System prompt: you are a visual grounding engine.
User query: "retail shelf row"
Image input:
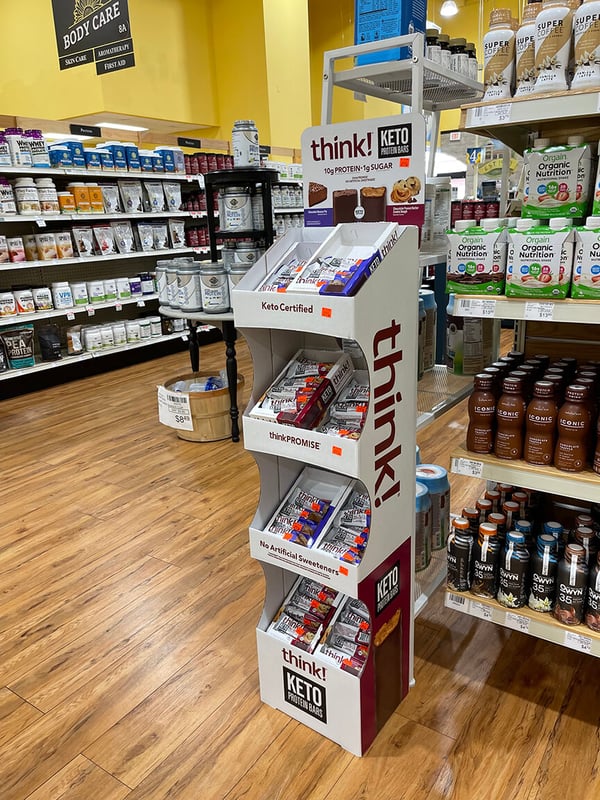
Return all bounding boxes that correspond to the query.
[0,293,159,328]
[445,592,600,658]
[0,330,197,382]
[454,295,600,325]
[0,247,196,272]
[0,165,197,181]
[450,445,600,503]
[0,211,200,225]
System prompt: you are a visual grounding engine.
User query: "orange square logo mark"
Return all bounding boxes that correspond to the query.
[399,157,410,167]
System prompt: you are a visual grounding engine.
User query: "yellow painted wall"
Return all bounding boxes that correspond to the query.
[102,0,218,127]
[208,0,271,142]
[263,0,312,145]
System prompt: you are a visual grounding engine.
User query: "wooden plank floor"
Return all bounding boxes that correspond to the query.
[0,339,598,800]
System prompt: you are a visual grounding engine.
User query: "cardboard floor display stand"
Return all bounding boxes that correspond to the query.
[232,220,419,756]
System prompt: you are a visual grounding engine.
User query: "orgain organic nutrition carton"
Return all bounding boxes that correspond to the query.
[506,218,574,298]
[522,138,594,220]
[572,216,600,299]
[446,218,507,295]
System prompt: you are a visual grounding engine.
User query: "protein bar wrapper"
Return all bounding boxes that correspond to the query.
[267,612,322,653]
[287,251,382,296]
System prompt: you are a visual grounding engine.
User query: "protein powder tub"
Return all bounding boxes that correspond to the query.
[35,178,60,215]
[32,286,53,311]
[70,282,89,306]
[415,481,432,572]
[125,320,141,342]
[199,261,230,312]
[415,464,450,550]
[13,288,35,314]
[148,316,162,337]
[0,291,17,317]
[232,120,260,167]
[111,321,127,346]
[14,178,41,215]
[52,282,74,309]
[219,186,253,232]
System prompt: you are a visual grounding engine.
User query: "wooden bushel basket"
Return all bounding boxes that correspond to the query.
[165,372,245,442]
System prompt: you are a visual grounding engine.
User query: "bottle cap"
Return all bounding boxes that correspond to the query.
[565,543,586,559]
[516,218,542,230]
[549,217,573,229]
[426,28,440,37]
[532,379,555,397]
[490,8,513,25]
[480,522,497,536]
[453,517,470,531]
[515,519,532,533]
[455,220,472,232]
[474,372,494,389]
[522,2,542,20]
[438,33,450,44]
[564,384,587,402]
[477,498,493,512]
[481,217,502,230]
[488,512,506,525]
[462,506,480,519]
[501,376,523,393]
[485,489,501,501]
[503,500,520,513]
[537,534,557,550]
[506,531,526,545]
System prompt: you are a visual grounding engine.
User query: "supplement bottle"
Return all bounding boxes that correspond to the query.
[470,522,501,599]
[524,380,558,465]
[439,34,452,69]
[466,42,479,80]
[450,38,469,75]
[585,551,600,631]
[4,128,32,167]
[415,464,451,550]
[534,0,574,93]
[0,133,12,167]
[25,130,50,168]
[571,0,600,89]
[483,9,516,100]
[498,531,530,608]
[426,29,441,62]
[554,543,588,625]
[495,376,527,460]
[515,3,543,95]
[555,384,592,471]
[467,373,496,454]
[14,178,41,215]
[528,534,558,611]
[447,517,473,592]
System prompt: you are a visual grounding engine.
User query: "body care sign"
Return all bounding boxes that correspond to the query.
[302,114,425,229]
[52,0,135,74]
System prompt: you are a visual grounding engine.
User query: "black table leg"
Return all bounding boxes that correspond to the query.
[188,321,200,373]
[222,320,240,442]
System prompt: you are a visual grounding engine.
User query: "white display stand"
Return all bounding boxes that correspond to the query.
[233,223,419,755]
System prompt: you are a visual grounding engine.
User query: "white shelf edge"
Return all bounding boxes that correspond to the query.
[445,591,600,658]
[454,295,600,325]
[0,331,188,381]
[0,294,158,328]
[450,446,600,504]
[158,305,234,323]
[0,166,191,180]
[0,247,194,272]
[0,211,192,224]
[273,207,304,214]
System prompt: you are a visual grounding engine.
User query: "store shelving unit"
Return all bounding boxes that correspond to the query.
[443,93,600,653]
[0,330,189,382]
[161,167,279,441]
[0,247,194,273]
[1,293,158,327]
[0,165,192,181]
[232,224,418,755]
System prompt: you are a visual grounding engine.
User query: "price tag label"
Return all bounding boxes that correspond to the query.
[197,174,205,190]
[456,297,496,318]
[115,303,122,312]
[505,612,530,633]
[470,600,493,620]
[451,457,484,478]
[564,630,592,654]
[36,217,47,228]
[467,103,512,127]
[524,302,554,322]
[66,311,76,321]
[157,385,194,431]
[137,300,145,308]
[86,306,95,317]
[445,592,468,611]
[181,334,189,342]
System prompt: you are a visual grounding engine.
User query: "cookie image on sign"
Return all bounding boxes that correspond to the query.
[391,176,421,204]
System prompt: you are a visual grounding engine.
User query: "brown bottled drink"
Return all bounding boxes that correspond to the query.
[476,497,493,524]
[533,354,551,371]
[524,380,558,466]
[466,374,496,454]
[462,506,480,538]
[585,552,600,632]
[502,500,519,532]
[508,369,531,401]
[594,415,600,475]
[506,350,525,366]
[482,366,503,401]
[543,372,566,405]
[554,385,592,472]
[488,511,507,543]
[495,376,526,460]
[516,365,537,400]
[524,358,544,380]
[484,488,501,513]
[497,483,513,504]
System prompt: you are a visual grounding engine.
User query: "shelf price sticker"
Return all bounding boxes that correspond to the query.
[66,311,76,321]
[137,300,145,308]
[505,612,530,633]
[35,217,46,228]
[445,592,467,611]
[524,302,554,322]
[466,103,512,127]
[157,386,194,431]
[564,630,592,654]
[456,297,496,318]
[451,457,484,478]
[115,303,122,312]
[469,600,493,620]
